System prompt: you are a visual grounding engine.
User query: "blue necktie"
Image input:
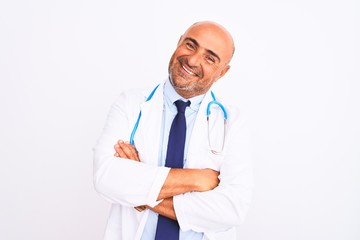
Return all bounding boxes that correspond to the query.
[154,100,190,240]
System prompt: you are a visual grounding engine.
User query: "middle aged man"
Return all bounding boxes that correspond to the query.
[94,21,253,240]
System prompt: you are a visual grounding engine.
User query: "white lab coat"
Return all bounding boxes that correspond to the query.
[93,81,253,240]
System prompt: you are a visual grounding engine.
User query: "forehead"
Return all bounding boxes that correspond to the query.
[181,24,233,62]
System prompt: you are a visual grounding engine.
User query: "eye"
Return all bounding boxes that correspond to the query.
[206,56,216,64]
[186,42,195,50]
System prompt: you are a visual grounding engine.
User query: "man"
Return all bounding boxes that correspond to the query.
[93,21,253,240]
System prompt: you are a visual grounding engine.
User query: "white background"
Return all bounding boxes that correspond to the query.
[0,0,359,239]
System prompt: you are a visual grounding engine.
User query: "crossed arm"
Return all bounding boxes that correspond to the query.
[114,140,220,220]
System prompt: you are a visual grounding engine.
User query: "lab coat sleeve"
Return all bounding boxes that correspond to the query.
[93,91,170,208]
[173,109,254,233]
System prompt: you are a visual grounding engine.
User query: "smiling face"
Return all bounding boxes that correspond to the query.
[168,21,234,98]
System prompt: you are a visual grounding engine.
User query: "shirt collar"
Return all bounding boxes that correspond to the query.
[164,78,204,112]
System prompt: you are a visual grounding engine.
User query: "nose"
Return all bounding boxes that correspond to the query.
[187,52,202,67]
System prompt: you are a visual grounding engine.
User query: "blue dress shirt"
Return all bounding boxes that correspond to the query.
[140,79,205,240]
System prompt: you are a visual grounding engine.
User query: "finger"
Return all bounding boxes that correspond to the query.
[114,140,140,161]
[134,205,146,212]
[115,140,124,154]
[119,143,140,161]
[114,144,128,159]
[119,143,139,161]
[114,143,122,154]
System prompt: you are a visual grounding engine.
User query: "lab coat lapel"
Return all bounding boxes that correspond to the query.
[186,92,212,167]
[135,83,164,166]
[187,90,225,169]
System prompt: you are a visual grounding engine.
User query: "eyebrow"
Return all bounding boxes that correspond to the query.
[185,37,221,62]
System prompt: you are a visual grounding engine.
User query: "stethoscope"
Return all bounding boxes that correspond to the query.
[129,84,228,155]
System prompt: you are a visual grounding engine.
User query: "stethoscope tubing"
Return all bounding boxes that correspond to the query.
[129,84,227,154]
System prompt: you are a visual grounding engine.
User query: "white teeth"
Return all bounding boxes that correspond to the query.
[182,65,195,75]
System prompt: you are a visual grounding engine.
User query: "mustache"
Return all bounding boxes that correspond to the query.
[178,57,203,78]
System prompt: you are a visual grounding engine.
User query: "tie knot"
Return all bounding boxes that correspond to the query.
[175,100,190,113]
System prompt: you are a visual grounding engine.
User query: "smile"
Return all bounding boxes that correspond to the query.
[182,64,196,76]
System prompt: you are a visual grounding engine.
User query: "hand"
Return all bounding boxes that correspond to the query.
[114,140,140,162]
[134,205,147,212]
[114,140,144,212]
[196,169,220,192]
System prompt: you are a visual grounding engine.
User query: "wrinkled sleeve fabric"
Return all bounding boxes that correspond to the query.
[173,107,254,233]
[93,91,170,208]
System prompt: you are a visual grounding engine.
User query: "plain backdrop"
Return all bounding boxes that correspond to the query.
[0,0,359,239]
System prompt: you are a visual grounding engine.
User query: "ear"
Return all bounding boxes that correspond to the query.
[215,65,231,82]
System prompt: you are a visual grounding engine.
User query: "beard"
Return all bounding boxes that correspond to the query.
[168,55,203,90]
